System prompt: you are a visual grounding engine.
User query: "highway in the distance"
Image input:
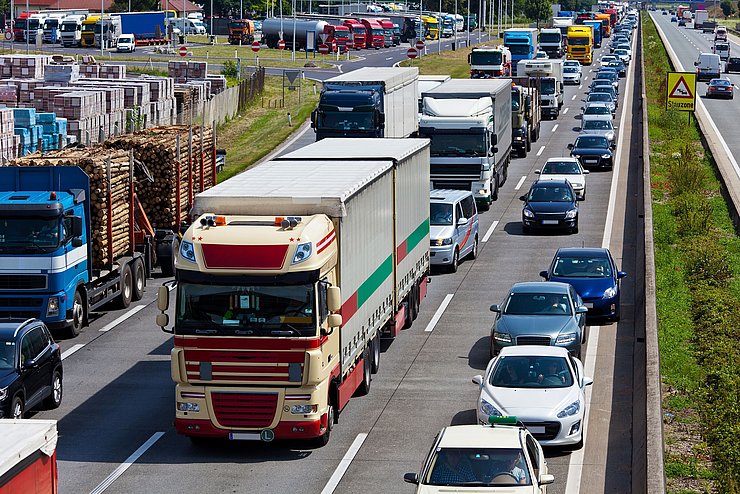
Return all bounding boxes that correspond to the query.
[30,26,645,494]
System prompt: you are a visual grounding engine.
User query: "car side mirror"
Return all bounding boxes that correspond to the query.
[489,304,501,312]
[540,474,555,485]
[576,305,588,314]
[23,358,38,369]
[567,143,574,150]
[472,374,483,385]
[617,271,627,279]
[583,376,594,387]
[519,195,526,201]
[457,217,468,226]
[403,473,419,485]
[534,169,541,174]
[539,270,549,279]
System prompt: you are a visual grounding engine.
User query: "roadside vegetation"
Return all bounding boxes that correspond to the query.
[216,75,319,181]
[399,40,499,78]
[644,15,740,493]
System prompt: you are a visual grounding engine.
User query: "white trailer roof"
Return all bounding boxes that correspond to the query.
[325,67,418,88]
[278,138,429,162]
[422,78,512,98]
[193,160,393,218]
[0,420,58,478]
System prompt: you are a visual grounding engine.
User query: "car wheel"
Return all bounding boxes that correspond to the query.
[469,236,479,260]
[11,395,23,419]
[43,369,63,409]
[571,222,579,234]
[449,248,460,273]
[489,338,498,358]
[526,138,531,152]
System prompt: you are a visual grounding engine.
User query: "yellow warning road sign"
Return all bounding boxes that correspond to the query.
[666,71,697,111]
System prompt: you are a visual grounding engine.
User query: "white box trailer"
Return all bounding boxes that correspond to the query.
[312,67,418,139]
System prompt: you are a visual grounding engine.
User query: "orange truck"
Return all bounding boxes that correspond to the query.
[595,13,611,38]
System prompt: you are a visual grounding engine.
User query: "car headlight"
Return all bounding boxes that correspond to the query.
[523,208,534,218]
[480,398,502,417]
[0,387,7,401]
[46,296,59,317]
[177,402,200,412]
[565,209,578,219]
[493,331,511,343]
[292,242,313,264]
[603,286,618,298]
[291,404,318,414]
[570,182,583,188]
[432,237,453,246]
[601,153,612,159]
[556,332,577,345]
[557,400,581,418]
[607,132,615,141]
[180,240,196,263]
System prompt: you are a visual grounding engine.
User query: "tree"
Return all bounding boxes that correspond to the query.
[109,0,159,12]
[720,0,733,17]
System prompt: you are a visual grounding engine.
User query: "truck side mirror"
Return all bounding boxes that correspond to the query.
[467,53,471,63]
[327,313,342,328]
[327,286,342,312]
[491,134,497,145]
[71,216,83,237]
[377,111,386,128]
[157,286,169,311]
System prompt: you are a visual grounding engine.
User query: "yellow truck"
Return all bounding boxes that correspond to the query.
[156,138,430,446]
[80,15,100,47]
[567,25,593,65]
[422,15,439,39]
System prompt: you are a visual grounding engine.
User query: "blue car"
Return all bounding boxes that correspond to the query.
[540,247,626,322]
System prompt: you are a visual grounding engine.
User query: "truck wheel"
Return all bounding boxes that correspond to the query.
[526,138,531,152]
[371,334,381,373]
[132,259,145,301]
[43,369,63,409]
[66,290,85,338]
[412,282,420,321]
[357,349,372,395]
[492,175,500,201]
[519,146,527,158]
[313,402,334,447]
[118,264,133,309]
[403,288,414,329]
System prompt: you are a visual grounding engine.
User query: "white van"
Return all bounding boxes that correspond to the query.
[714,41,730,61]
[715,25,728,41]
[696,52,721,81]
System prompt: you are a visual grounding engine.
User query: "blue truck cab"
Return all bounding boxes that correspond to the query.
[0,166,152,338]
[504,28,538,75]
[312,83,386,139]
[583,21,602,48]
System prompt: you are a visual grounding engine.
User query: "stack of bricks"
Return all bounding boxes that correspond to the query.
[168,61,189,83]
[0,108,16,162]
[10,55,52,79]
[44,64,80,83]
[206,74,227,95]
[186,61,208,80]
[36,112,67,152]
[13,108,40,156]
[132,76,176,126]
[0,84,18,106]
[98,64,127,79]
[54,91,106,145]
[15,80,45,107]
[79,64,99,78]
[173,86,193,125]
[0,58,13,78]
[70,83,126,136]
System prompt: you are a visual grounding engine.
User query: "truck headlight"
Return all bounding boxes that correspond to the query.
[290,404,318,414]
[493,331,511,343]
[603,286,618,298]
[177,402,200,412]
[556,332,577,345]
[180,241,196,263]
[557,400,581,418]
[46,296,59,317]
[292,242,313,264]
[565,209,578,219]
[480,398,501,417]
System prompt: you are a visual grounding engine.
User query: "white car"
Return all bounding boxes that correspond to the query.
[563,60,581,71]
[580,119,617,149]
[473,346,593,448]
[616,43,632,58]
[535,157,589,200]
[534,51,549,59]
[563,66,581,85]
[116,34,136,52]
[404,421,554,491]
[600,54,618,67]
[614,48,631,64]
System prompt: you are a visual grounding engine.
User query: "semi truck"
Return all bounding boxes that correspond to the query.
[503,28,538,74]
[595,13,611,37]
[156,138,431,446]
[42,13,68,43]
[567,25,593,65]
[360,18,385,48]
[418,74,451,114]
[0,420,58,492]
[228,19,256,45]
[583,20,602,48]
[115,11,169,44]
[311,67,418,140]
[422,15,439,39]
[343,19,366,49]
[60,14,88,47]
[539,27,564,58]
[468,45,512,78]
[262,18,329,50]
[511,78,541,158]
[441,14,455,37]
[13,12,34,42]
[517,59,563,119]
[552,16,573,37]
[419,79,513,209]
[80,15,99,47]
[694,10,709,29]
[81,15,121,48]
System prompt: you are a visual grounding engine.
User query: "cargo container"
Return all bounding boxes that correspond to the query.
[0,420,58,493]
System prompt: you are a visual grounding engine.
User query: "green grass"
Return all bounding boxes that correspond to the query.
[216,75,319,181]
[398,41,498,78]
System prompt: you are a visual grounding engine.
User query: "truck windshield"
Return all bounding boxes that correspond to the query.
[45,20,59,28]
[28,19,41,30]
[15,20,27,29]
[470,51,502,65]
[0,217,61,252]
[540,33,560,43]
[82,24,95,33]
[541,79,555,94]
[336,31,350,39]
[176,282,317,337]
[505,43,531,55]
[60,23,77,32]
[428,133,487,157]
[320,111,374,131]
[568,37,589,45]
[352,28,365,34]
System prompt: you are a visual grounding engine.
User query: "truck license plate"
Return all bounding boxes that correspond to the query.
[542,220,559,225]
[229,432,261,441]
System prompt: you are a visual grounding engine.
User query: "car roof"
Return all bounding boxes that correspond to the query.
[430,188,473,204]
[437,424,523,449]
[499,345,571,357]
[530,178,570,187]
[510,281,571,293]
[0,318,37,339]
[709,78,731,84]
[556,247,609,257]
[544,156,579,164]
[576,133,609,141]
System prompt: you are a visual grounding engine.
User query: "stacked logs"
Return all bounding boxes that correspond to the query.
[105,125,216,230]
[8,149,132,269]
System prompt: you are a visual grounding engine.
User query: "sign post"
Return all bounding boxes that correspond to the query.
[666,71,697,121]
[251,41,260,66]
[415,39,425,57]
[407,47,418,59]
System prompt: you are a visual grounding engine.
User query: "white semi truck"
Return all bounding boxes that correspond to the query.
[419,79,513,210]
[156,138,430,445]
[60,14,88,47]
[539,27,564,58]
[517,59,564,119]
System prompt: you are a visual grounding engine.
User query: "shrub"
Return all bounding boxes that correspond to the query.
[681,237,733,287]
[672,192,712,237]
[667,143,705,195]
[221,60,238,78]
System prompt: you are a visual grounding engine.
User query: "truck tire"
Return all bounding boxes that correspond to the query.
[356,349,372,396]
[65,290,85,338]
[118,264,133,309]
[370,334,380,373]
[519,146,527,158]
[491,174,500,201]
[132,258,145,301]
[313,401,334,447]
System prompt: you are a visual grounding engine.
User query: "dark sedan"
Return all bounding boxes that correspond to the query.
[520,179,580,234]
[606,60,626,77]
[540,247,626,322]
[706,78,734,99]
[569,135,614,170]
[726,57,740,73]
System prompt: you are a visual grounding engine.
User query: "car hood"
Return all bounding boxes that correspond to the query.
[550,274,615,298]
[484,385,580,417]
[0,368,18,388]
[526,201,575,214]
[496,314,573,336]
[579,130,614,139]
[416,485,533,493]
[571,147,611,156]
[430,225,455,240]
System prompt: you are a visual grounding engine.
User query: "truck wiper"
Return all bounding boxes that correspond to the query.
[271,324,303,337]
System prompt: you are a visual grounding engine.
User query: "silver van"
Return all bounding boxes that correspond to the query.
[430,189,479,272]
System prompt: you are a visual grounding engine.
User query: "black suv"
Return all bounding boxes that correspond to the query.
[726,57,740,73]
[0,319,63,419]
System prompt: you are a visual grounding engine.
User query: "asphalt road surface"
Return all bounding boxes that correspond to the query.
[28,25,646,494]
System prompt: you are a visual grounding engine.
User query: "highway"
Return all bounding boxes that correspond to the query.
[28,26,645,494]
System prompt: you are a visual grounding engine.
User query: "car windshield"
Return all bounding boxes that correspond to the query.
[575,136,609,148]
[490,355,574,388]
[588,93,613,102]
[542,161,581,174]
[592,87,614,95]
[0,340,15,370]
[176,282,318,337]
[582,120,613,131]
[615,49,627,55]
[424,447,532,486]
[430,202,454,225]
[564,67,578,73]
[503,292,572,315]
[552,256,613,278]
[601,56,616,63]
[564,62,579,68]
[585,103,611,113]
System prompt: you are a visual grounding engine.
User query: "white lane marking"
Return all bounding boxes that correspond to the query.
[572,94,577,100]
[61,344,84,360]
[424,294,454,332]
[579,84,583,89]
[385,57,393,60]
[90,432,165,494]
[536,145,545,156]
[584,75,588,81]
[514,175,528,190]
[321,433,369,494]
[482,220,499,242]
[98,305,147,332]
[563,107,569,115]
[552,124,559,132]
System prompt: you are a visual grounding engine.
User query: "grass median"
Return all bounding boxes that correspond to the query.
[216,75,319,181]
[644,15,740,494]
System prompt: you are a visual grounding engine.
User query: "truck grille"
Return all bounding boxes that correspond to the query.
[184,348,305,384]
[431,181,473,191]
[0,298,43,307]
[211,392,278,428]
[570,47,586,53]
[523,421,561,440]
[0,310,40,319]
[517,336,551,346]
[431,163,482,177]
[0,275,47,290]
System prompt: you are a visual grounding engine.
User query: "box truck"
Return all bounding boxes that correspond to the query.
[517,59,564,119]
[468,45,513,78]
[156,138,430,446]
